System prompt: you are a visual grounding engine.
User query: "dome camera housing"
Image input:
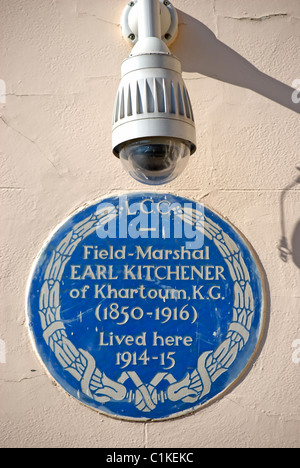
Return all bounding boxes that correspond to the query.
[119,137,191,185]
[112,0,196,185]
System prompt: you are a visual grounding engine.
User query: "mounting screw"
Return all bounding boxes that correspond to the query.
[164,0,170,6]
[128,33,136,41]
[129,1,135,6]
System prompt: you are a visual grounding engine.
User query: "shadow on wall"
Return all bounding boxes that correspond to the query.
[172,11,300,114]
[279,167,300,269]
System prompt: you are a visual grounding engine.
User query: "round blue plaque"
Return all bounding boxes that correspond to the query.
[27,193,266,421]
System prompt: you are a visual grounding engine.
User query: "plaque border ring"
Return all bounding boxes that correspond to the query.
[27,193,266,421]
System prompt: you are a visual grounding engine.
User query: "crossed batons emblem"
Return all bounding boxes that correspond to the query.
[93,365,208,413]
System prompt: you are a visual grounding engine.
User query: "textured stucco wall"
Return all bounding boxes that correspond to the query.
[0,0,299,448]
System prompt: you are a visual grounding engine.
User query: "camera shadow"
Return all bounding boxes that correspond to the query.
[171,11,300,115]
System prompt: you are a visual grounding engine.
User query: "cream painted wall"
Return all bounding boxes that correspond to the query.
[0,0,299,448]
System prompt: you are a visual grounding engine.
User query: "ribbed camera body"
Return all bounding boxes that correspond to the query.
[112,53,196,157]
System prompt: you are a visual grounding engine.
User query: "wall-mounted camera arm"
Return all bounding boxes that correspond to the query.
[121,0,178,48]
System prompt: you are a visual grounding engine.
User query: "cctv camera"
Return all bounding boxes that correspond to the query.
[112,0,196,185]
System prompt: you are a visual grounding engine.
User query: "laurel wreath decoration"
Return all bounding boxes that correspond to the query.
[37,202,255,414]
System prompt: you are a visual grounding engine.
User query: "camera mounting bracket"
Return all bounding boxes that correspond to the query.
[121,0,178,47]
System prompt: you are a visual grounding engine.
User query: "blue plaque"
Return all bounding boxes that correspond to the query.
[27,193,266,421]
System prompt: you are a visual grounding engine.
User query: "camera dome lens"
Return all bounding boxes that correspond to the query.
[119,137,191,185]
